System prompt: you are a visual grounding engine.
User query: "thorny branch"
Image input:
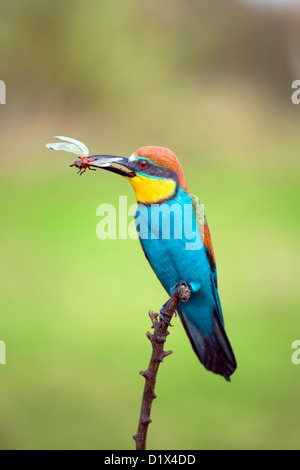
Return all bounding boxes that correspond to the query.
[133,281,191,451]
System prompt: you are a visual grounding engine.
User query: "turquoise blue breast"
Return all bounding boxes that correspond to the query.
[135,186,217,337]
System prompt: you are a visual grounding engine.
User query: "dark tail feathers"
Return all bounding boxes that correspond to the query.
[178,307,237,381]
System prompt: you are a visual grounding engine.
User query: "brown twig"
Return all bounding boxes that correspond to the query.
[133,281,191,450]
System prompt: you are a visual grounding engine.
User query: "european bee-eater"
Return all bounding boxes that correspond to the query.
[46,138,237,381]
[88,146,237,381]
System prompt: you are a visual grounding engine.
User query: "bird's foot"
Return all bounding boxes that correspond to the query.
[172,281,191,301]
[159,304,174,327]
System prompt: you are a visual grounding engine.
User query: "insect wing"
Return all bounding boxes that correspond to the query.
[54,136,89,157]
[45,142,83,156]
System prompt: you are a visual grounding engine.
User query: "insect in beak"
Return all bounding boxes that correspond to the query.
[46,136,135,177]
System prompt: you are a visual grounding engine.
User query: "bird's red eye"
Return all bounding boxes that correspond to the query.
[139,161,147,169]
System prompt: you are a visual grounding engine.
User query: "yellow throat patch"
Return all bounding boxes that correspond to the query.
[126,174,177,204]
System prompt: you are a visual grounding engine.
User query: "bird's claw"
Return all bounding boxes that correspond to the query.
[172,280,191,302]
[173,280,190,292]
[159,306,174,327]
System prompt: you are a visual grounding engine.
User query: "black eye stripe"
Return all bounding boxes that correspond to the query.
[130,159,179,183]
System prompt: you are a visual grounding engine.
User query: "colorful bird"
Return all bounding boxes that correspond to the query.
[47,138,237,381]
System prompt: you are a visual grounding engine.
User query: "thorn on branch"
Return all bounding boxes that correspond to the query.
[140,370,150,379]
[159,350,173,362]
[146,331,153,342]
[149,311,158,328]
[141,417,152,425]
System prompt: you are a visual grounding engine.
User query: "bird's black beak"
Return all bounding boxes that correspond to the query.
[88,155,135,177]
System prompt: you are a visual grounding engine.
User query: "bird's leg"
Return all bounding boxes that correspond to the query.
[159,301,174,327]
[160,281,191,326]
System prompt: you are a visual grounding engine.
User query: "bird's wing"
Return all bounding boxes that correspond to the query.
[191,193,217,284]
[184,193,237,380]
[191,193,221,313]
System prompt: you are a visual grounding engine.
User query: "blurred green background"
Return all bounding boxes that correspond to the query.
[0,0,300,450]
